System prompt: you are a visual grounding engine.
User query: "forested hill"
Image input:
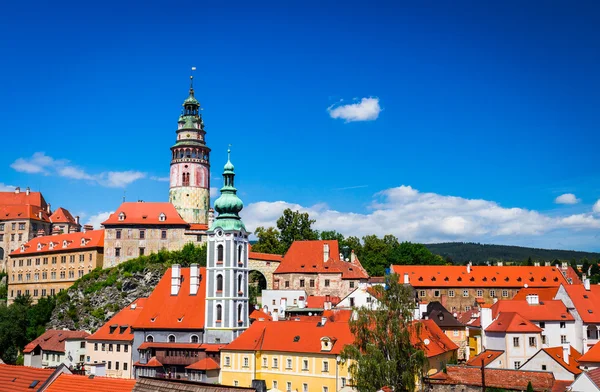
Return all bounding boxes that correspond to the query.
[424,242,600,264]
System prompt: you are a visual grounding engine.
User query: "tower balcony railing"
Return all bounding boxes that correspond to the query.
[171,158,209,165]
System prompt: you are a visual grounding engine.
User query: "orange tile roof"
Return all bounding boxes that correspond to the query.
[0,364,55,392]
[512,287,559,301]
[485,312,542,333]
[411,319,459,358]
[0,204,51,222]
[491,300,574,321]
[87,298,146,342]
[274,240,369,280]
[0,190,46,208]
[102,202,188,226]
[45,373,136,392]
[563,284,600,323]
[49,207,78,225]
[306,295,341,308]
[133,356,163,367]
[185,358,220,371]
[188,223,209,231]
[249,309,272,321]
[200,344,225,353]
[23,329,90,354]
[392,265,570,288]
[223,318,354,355]
[578,342,600,363]
[248,251,283,262]
[10,230,104,256]
[585,368,600,389]
[132,267,206,330]
[540,346,582,376]
[466,350,504,367]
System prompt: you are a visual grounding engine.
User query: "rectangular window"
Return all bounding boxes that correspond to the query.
[50,289,55,295]
[52,256,57,264]
[502,290,509,298]
[108,361,112,370]
[116,230,121,239]
[124,363,128,371]
[139,247,145,256]
[324,279,330,287]
[453,330,459,337]
[514,361,520,369]
[310,279,315,288]
[61,256,66,263]
[323,387,329,392]
[43,257,48,265]
[542,335,547,344]
[303,384,308,392]
[302,359,308,370]
[263,357,267,367]
[79,254,84,262]
[286,358,292,369]
[140,230,145,239]
[33,289,38,297]
[560,321,566,328]
[273,381,278,389]
[80,342,86,349]
[35,258,40,265]
[234,381,239,387]
[124,345,128,353]
[513,337,520,347]
[161,230,167,239]
[419,290,426,297]
[273,358,278,368]
[115,361,119,370]
[42,289,46,296]
[448,290,455,297]
[116,344,120,352]
[80,355,85,362]
[542,364,547,370]
[476,289,483,297]
[322,360,329,372]
[350,298,355,307]
[0,223,4,230]
[79,270,84,278]
[540,322,546,328]
[115,248,121,257]
[285,281,290,288]
[299,279,305,287]
[341,378,347,387]
[490,289,496,297]
[18,233,22,241]
[349,281,355,289]
[463,290,469,297]
[102,343,106,351]
[70,255,75,263]
[243,357,249,368]
[287,382,292,392]
[10,233,15,241]
[225,356,231,367]
[19,223,25,230]
[529,337,536,347]
[69,270,74,278]
[561,335,567,344]
[434,290,441,297]
[51,272,56,279]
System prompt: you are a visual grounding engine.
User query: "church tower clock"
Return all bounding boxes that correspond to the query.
[204,150,249,344]
[169,74,211,225]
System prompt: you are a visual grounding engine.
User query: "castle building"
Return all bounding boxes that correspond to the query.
[204,150,250,344]
[169,74,211,226]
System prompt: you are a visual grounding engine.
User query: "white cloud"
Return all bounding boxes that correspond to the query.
[0,183,18,192]
[593,200,600,214]
[84,211,113,229]
[10,152,146,188]
[555,193,580,205]
[327,97,381,122]
[150,176,170,182]
[241,185,600,248]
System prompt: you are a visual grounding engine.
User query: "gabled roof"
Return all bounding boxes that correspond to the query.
[10,230,104,256]
[580,367,600,390]
[563,284,600,323]
[249,309,272,321]
[274,240,369,280]
[491,300,574,322]
[87,298,146,342]
[485,312,542,333]
[0,364,55,392]
[102,202,188,226]
[186,358,220,371]
[0,204,50,222]
[466,349,504,367]
[411,319,459,358]
[49,207,78,225]
[132,267,206,330]
[223,318,354,355]
[45,373,136,392]
[425,302,464,328]
[0,190,47,209]
[392,265,571,288]
[512,287,560,301]
[540,346,582,376]
[580,342,600,363]
[23,330,90,354]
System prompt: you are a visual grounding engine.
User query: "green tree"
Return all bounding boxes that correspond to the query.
[276,209,318,252]
[526,381,534,392]
[582,259,591,276]
[526,256,533,266]
[169,242,207,267]
[252,226,284,254]
[360,235,391,277]
[342,273,427,392]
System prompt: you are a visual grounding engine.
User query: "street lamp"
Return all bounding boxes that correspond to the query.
[336,355,342,391]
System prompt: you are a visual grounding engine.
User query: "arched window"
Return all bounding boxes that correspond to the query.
[216,304,222,322]
[238,274,243,293]
[168,335,176,343]
[182,172,190,186]
[216,274,223,292]
[217,245,224,262]
[238,304,243,322]
[190,335,199,343]
[146,335,154,343]
[587,325,599,340]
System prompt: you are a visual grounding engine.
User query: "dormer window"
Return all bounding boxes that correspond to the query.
[62,240,67,248]
[80,238,86,246]
[49,242,54,250]
[118,212,126,221]
[20,245,25,252]
[158,212,166,222]
[320,337,334,352]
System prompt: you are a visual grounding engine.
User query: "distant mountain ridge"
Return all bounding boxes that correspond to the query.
[424,242,600,264]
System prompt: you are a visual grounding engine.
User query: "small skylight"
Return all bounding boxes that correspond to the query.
[589,310,594,314]
[29,380,39,389]
[293,336,300,342]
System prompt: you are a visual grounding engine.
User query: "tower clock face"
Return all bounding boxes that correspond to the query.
[215,229,223,238]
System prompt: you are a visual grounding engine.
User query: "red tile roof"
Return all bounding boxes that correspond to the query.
[411,319,459,358]
[87,298,146,342]
[102,202,188,226]
[132,267,206,330]
[563,284,600,323]
[0,204,51,222]
[306,295,341,308]
[552,380,572,392]
[188,223,209,231]
[45,373,136,392]
[249,309,272,321]
[579,342,600,363]
[274,240,369,280]
[49,207,77,225]
[540,346,582,376]
[185,358,220,371]
[0,190,46,208]
[223,318,354,355]
[466,350,504,367]
[427,365,556,391]
[200,344,225,353]
[23,329,90,354]
[485,312,542,333]
[585,368,600,389]
[0,364,54,392]
[491,300,574,321]
[133,356,163,367]
[248,251,283,262]
[512,287,560,301]
[392,265,571,288]
[10,230,104,256]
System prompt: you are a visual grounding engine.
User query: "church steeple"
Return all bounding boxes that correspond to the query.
[212,148,245,231]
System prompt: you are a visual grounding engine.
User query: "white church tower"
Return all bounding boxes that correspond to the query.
[204,149,249,344]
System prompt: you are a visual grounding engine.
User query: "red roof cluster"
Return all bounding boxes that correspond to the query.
[132,267,206,330]
[23,329,90,354]
[580,342,600,364]
[102,202,188,226]
[411,319,459,358]
[392,265,573,288]
[45,373,136,392]
[491,300,574,321]
[87,298,146,342]
[0,364,54,392]
[563,284,600,323]
[274,240,369,280]
[428,365,556,390]
[485,312,542,333]
[10,230,104,256]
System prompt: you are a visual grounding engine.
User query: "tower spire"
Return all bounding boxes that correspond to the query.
[211,147,244,230]
[189,66,196,95]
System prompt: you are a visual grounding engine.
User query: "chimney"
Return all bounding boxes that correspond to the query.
[526,294,539,305]
[37,229,45,237]
[561,261,568,270]
[38,211,42,219]
[171,264,181,295]
[298,296,306,309]
[190,263,199,295]
[272,312,279,322]
[467,263,471,274]
[76,216,80,225]
[14,187,20,194]
[534,261,540,267]
[350,250,357,263]
[26,187,30,195]
[52,226,61,236]
[562,342,570,365]
[83,224,94,232]
[480,307,493,331]
[320,316,327,326]
[584,278,591,291]
[403,273,410,284]
[47,203,51,214]
[323,243,330,263]
[497,261,503,267]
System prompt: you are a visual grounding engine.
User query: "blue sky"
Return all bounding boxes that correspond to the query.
[1,1,600,251]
